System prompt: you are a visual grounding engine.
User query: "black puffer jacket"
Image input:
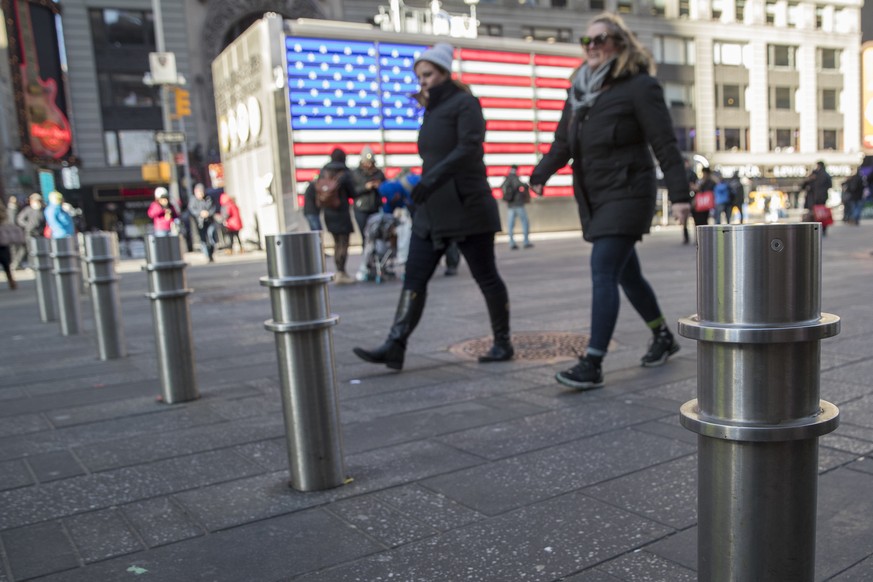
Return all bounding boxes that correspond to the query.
[530,69,689,242]
[412,81,501,244]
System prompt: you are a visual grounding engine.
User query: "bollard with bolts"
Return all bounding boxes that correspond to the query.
[679,224,840,582]
[261,232,346,492]
[84,232,127,360]
[28,237,57,322]
[143,235,199,404]
[50,237,83,335]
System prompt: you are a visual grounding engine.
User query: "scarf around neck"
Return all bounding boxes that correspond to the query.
[569,58,616,112]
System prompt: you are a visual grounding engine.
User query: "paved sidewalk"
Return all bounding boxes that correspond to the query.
[1,224,873,581]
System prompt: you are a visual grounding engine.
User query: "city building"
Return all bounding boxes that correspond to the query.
[0,0,866,231]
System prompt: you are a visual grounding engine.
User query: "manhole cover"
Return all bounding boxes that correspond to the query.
[450,331,614,363]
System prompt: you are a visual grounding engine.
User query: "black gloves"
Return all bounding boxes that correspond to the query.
[410,183,430,205]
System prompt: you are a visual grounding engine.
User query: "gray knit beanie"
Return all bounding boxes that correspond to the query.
[414,43,454,73]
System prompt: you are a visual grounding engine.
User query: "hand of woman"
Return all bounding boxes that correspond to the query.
[410,183,430,204]
[530,184,544,197]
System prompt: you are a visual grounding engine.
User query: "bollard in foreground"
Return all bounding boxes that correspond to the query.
[260,232,346,492]
[679,224,840,582]
[29,237,57,322]
[84,232,127,360]
[143,235,199,404]
[50,237,84,335]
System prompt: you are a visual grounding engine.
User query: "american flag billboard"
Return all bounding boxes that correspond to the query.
[285,36,581,201]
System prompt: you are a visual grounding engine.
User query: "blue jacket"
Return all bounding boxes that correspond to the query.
[379,173,420,213]
[44,203,75,238]
[714,181,732,205]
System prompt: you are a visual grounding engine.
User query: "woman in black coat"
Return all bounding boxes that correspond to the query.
[306,148,356,283]
[354,43,513,370]
[530,12,690,390]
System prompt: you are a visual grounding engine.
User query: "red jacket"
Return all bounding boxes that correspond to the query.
[220,194,242,232]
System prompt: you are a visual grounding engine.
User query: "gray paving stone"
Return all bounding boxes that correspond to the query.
[583,454,697,529]
[29,508,383,582]
[343,397,545,455]
[371,484,484,532]
[64,508,143,563]
[205,393,280,420]
[45,396,175,428]
[295,491,673,582]
[175,440,481,532]
[828,554,873,581]
[339,373,543,424]
[644,527,697,572]
[0,413,50,437]
[0,459,33,490]
[232,437,288,472]
[424,428,694,516]
[1,521,79,580]
[74,415,285,471]
[632,418,698,446]
[328,495,438,547]
[819,446,862,472]
[593,550,697,581]
[27,450,87,483]
[0,449,263,529]
[122,497,204,548]
[0,405,227,462]
[831,395,873,430]
[435,399,669,460]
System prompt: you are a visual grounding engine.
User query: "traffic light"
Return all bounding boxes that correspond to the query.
[174,88,191,118]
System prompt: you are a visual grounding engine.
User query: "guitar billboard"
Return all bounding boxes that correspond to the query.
[3,0,74,165]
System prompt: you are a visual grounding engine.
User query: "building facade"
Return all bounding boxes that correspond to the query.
[0,0,865,230]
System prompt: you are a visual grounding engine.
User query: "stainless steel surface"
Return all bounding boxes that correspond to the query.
[260,232,345,492]
[84,232,127,360]
[49,237,83,335]
[28,237,57,322]
[679,223,840,582]
[144,235,199,404]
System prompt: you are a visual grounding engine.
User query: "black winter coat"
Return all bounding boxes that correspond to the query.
[313,161,355,235]
[412,81,501,244]
[530,69,689,242]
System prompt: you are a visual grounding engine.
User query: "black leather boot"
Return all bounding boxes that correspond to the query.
[353,290,426,370]
[478,292,514,363]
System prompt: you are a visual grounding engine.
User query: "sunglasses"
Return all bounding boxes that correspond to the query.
[579,33,616,48]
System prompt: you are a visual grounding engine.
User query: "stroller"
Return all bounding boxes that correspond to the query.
[358,212,398,283]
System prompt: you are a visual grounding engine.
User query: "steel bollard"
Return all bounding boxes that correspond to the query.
[29,237,57,322]
[84,232,127,360]
[260,232,346,492]
[143,235,199,404]
[679,223,840,582]
[50,237,84,335]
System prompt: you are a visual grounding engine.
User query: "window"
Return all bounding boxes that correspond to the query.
[590,0,605,9]
[820,48,840,70]
[821,89,838,111]
[772,87,792,109]
[769,45,796,68]
[770,128,797,151]
[654,35,695,65]
[651,0,666,16]
[97,73,158,108]
[821,129,839,150]
[736,0,747,22]
[722,84,741,108]
[617,0,632,13]
[766,1,776,24]
[815,5,824,28]
[787,2,801,28]
[551,0,567,7]
[712,0,724,20]
[521,25,571,43]
[664,82,694,108]
[719,127,743,151]
[674,127,696,152]
[679,0,690,17]
[89,9,155,47]
[714,42,748,66]
[481,23,503,37]
[104,130,158,167]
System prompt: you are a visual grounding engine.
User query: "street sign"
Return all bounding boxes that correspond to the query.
[155,131,186,144]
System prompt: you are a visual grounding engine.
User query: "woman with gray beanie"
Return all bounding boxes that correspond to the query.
[353,43,513,370]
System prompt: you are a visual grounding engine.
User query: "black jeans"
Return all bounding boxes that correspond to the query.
[588,236,663,353]
[403,232,506,298]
